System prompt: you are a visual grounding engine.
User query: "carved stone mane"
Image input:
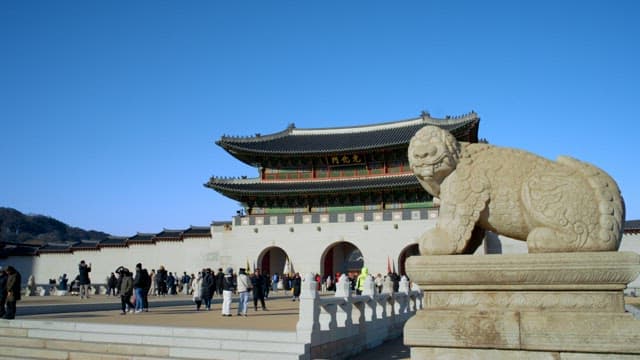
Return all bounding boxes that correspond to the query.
[408,125,625,255]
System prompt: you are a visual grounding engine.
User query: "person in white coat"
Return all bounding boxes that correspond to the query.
[236,268,251,316]
[192,272,203,311]
[221,267,235,316]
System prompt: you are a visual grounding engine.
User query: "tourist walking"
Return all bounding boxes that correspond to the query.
[78,260,92,299]
[4,266,21,319]
[355,266,369,295]
[141,266,151,312]
[156,266,167,296]
[107,272,117,296]
[133,263,150,313]
[118,267,134,315]
[215,268,224,296]
[201,268,215,311]
[192,272,203,311]
[167,272,176,295]
[291,272,301,301]
[272,272,279,292]
[181,272,191,295]
[221,267,234,316]
[148,269,156,296]
[58,274,69,292]
[0,267,7,318]
[264,272,271,299]
[236,268,251,316]
[251,268,267,311]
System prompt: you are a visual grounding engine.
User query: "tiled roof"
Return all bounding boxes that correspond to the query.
[127,233,155,245]
[155,229,184,240]
[0,244,40,258]
[38,242,73,253]
[216,112,479,157]
[182,226,211,237]
[625,220,640,234]
[70,240,100,251]
[206,173,422,201]
[99,236,129,247]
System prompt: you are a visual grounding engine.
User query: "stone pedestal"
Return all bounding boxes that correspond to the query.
[404,252,640,359]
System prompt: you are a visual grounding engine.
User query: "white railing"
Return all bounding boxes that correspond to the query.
[296,273,423,359]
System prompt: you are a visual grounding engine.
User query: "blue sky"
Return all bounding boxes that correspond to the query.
[1,1,638,236]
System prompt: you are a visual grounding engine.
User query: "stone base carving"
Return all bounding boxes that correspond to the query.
[404,252,640,359]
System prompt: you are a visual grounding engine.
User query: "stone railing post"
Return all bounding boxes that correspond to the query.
[335,274,353,328]
[399,275,410,294]
[397,275,409,314]
[296,272,319,342]
[381,276,394,294]
[362,276,376,322]
[362,276,376,296]
[335,274,351,297]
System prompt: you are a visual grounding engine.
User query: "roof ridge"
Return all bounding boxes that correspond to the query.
[292,111,478,136]
[217,111,478,143]
[159,228,185,232]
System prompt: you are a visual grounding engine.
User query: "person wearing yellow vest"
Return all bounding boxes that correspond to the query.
[355,266,368,295]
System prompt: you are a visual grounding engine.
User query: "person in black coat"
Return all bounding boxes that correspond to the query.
[215,268,224,296]
[78,260,92,299]
[4,266,21,319]
[201,268,215,311]
[251,268,267,311]
[167,272,176,295]
[391,272,400,293]
[291,272,301,302]
[155,266,167,296]
[141,268,150,311]
[107,272,117,296]
[0,267,7,318]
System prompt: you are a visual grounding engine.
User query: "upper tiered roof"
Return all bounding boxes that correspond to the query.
[208,111,480,206]
[216,111,479,166]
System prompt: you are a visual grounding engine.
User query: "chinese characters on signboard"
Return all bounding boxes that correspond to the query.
[326,153,364,166]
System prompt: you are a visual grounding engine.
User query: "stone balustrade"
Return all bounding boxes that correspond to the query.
[296,273,423,359]
[27,283,109,297]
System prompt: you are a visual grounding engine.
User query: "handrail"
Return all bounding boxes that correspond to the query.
[296,272,424,359]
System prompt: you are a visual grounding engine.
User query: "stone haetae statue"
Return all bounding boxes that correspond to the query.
[408,125,625,255]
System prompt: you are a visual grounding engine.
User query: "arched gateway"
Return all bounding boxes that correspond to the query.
[258,246,290,276]
[321,242,364,279]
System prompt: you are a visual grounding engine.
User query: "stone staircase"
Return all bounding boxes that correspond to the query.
[0,319,307,360]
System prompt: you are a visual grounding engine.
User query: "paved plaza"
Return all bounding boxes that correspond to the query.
[13,293,640,359]
[18,293,299,331]
[14,292,411,359]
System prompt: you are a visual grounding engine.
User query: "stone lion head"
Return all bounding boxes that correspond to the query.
[408,126,460,197]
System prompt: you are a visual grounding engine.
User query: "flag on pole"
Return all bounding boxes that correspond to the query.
[387,256,392,274]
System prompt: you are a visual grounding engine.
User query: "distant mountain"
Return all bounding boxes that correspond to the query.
[0,207,110,245]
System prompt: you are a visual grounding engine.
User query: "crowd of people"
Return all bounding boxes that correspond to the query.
[0,259,408,320]
[106,263,288,317]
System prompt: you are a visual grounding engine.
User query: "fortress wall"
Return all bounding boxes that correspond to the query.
[6,222,639,289]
